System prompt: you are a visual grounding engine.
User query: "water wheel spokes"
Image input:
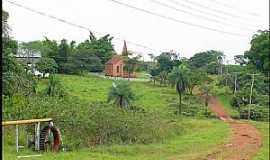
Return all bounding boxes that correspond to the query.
[39,125,61,152]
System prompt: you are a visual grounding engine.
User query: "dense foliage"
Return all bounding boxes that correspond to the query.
[3,94,181,150]
[20,32,115,74]
[36,57,58,77]
[215,31,270,121]
[189,50,224,74]
[244,30,269,74]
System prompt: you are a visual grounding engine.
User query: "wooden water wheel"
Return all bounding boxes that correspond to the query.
[39,123,61,152]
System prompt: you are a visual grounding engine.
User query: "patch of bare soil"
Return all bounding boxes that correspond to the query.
[205,97,262,160]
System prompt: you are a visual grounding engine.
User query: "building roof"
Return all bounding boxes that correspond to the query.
[15,49,41,58]
[105,55,123,65]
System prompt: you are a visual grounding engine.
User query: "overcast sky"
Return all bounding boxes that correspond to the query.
[3,0,269,62]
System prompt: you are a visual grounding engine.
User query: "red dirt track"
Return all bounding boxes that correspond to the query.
[206,97,262,160]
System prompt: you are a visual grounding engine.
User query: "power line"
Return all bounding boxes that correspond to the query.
[167,0,260,28]
[4,0,162,54]
[206,0,263,19]
[150,0,256,31]
[105,0,248,37]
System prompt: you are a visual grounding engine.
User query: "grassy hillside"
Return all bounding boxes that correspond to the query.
[38,74,176,113]
[3,119,230,160]
[3,74,231,159]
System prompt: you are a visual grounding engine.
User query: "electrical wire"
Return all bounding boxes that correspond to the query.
[167,0,261,28]
[150,0,256,31]
[105,0,249,37]
[4,0,162,54]
[207,0,263,18]
[5,0,249,38]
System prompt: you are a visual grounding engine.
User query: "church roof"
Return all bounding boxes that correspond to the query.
[105,55,123,65]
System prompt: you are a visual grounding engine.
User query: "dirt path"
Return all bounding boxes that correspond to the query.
[206,97,262,160]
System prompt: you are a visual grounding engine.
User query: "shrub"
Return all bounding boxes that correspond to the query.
[3,96,181,150]
[36,57,58,77]
[239,104,269,121]
[45,74,66,97]
[58,63,80,74]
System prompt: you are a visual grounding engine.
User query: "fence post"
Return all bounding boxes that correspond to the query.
[35,122,40,151]
[16,125,19,153]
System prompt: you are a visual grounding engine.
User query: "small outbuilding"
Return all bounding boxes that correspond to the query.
[105,55,124,77]
[104,41,136,78]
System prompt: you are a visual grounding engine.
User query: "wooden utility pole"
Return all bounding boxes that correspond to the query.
[248,73,259,120]
[234,72,237,94]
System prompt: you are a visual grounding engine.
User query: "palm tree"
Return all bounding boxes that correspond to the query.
[169,65,189,114]
[107,81,135,108]
[159,71,168,86]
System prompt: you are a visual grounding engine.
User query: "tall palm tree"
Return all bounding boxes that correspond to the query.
[107,81,135,108]
[169,65,189,114]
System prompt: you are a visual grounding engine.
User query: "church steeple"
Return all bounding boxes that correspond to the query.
[121,40,128,56]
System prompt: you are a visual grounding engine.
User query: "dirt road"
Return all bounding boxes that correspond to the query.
[206,97,262,160]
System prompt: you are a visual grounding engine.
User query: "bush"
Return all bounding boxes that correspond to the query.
[45,75,66,97]
[3,96,181,150]
[36,57,58,77]
[168,95,216,118]
[58,63,80,74]
[239,104,269,121]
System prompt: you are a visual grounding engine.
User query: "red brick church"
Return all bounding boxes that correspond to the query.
[104,41,136,78]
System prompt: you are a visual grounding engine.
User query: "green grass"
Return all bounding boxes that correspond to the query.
[136,72,151,80]
[250,121,269,160]
[3,118,231,160]
[38,74,177,114]
[217,94,240,119]
[3,74,232,159]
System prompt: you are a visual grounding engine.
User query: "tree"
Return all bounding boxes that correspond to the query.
[206,61,219,74]
[57,39,69,63]
[168,65,189,114]
[42,37,59,58]
[72,49,103,73]
[123,53,141,80]
[156,52,174,72]
[107,81,135,108]
[76,32,115,65]
[88,32,115,64]
[149,66,160,85]
[244,30,269,74]
[186,69,207,95]
[199,79,214,106]
[21,39,59,58]
[70,40,76,53]
[36,58,58,78]
[159,71,168,85]
[2,10,24,97]
[154,51,181,85]
[189,50,225,72]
